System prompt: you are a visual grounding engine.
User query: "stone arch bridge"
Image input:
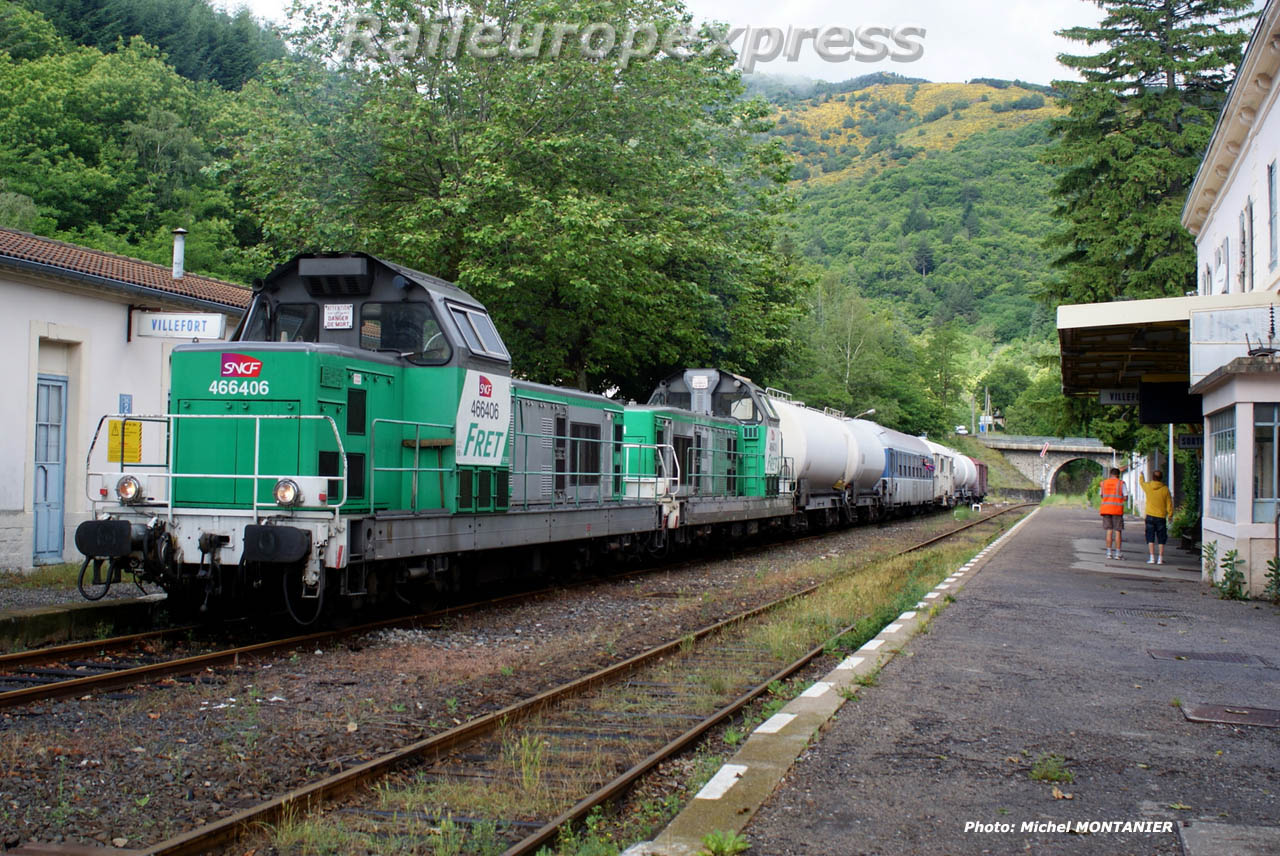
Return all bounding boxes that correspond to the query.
[977,435,1120,496]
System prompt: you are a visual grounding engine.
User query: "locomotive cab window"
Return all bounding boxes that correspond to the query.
[447,303,510,360]
[237,299,320,343]
[360,302,452,365]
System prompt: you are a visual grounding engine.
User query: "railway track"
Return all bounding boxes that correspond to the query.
[0,507,1001,712]
[118,503,1030,856]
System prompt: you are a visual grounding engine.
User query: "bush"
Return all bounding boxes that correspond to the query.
[1085,474,1104,508]
[1264,556,1280,604]
[1168,503,1200,542]
[1215,549,1247,600]
[923,104,949,122]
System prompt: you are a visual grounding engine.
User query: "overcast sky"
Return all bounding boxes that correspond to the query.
[231,0,1110,85]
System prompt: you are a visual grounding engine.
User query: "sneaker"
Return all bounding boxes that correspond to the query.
[1147,556,1155,564]
[1115,552,1123,560]
[1157,557,1164,565]
[1105,548,1112,558]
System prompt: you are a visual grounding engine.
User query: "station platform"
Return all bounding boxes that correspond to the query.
[637,504,1280,856]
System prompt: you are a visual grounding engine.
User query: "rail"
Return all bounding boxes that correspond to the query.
[136,503,1033,856]
[84,413,348,523]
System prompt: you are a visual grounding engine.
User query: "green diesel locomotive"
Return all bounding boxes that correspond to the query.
[76,253,983,622]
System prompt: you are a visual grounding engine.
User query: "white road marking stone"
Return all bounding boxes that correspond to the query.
[859,639,884,651]
[836,656,865,670]
[884,623,903,633]
[924,592,940,600]
[695,764,748,800]
[899,611,918,620]
[801,682,832,698]
[755,713,797,734]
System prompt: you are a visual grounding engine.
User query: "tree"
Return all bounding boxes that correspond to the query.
[0,2,61,61]
[901,192,930,233]
[924,319,963,417]
[1043,0,1254,305]
[230,0,802,397]
[911,234,935,278]
[975,361,1030,416]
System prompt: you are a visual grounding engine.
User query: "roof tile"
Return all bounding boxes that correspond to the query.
[0,227,250,310]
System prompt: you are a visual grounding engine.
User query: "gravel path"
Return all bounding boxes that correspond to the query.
[0,579,164,613]
[0,510,997,851]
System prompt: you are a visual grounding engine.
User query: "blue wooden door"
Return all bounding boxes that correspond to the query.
[33,374,68,564]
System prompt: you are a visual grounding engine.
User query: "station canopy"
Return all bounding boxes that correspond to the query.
[1057,291,1279,398]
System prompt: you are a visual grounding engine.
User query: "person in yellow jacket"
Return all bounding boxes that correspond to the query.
[1099,467,1127,559]
[1140,470,1173,565]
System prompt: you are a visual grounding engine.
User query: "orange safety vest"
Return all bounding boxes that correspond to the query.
[1099,477,1125,516]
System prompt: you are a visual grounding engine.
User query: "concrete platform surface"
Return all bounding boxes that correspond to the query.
[637,504,1280,855]
[740,504,1280,855]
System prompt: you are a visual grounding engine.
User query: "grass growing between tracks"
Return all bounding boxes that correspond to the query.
[262,514,1020,855]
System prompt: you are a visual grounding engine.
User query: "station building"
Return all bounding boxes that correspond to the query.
[1058,0,1280,595]
[0,228,248,571]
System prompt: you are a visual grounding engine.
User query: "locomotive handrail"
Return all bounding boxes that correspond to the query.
[679,439,767,498]
[621,442,680,501]
[369,417,455,513]
[508,426,679,509]
[85,413,348,523]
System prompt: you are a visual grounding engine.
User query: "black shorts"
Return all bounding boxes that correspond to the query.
[1145,516,1168,545]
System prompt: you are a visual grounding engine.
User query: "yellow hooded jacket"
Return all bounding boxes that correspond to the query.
[1140,476,1173,520]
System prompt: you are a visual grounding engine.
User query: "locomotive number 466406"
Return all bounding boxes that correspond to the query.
[207,379,271,395]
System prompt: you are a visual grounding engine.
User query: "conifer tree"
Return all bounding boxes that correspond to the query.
[1044,0,1254,305]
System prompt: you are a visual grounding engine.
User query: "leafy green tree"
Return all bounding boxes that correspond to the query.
[1004,368,1069,435]
[0,28,260,279]
[975,361,1031,417]
[776,271,941,435]
[230,0,802,397]
[925,319,964,417]
[1043,0,1253,305]
[0,1,61,60]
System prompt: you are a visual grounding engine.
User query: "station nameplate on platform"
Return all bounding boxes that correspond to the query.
[1100,388,1139,406]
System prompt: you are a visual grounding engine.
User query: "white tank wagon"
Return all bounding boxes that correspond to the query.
[764,396,884,485]
[953,452,981,495]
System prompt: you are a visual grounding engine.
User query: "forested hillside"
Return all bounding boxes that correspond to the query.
[17,0,285,87]
[770,79,1061,336]
[0,0,1078,437]
[764,78,1068,435]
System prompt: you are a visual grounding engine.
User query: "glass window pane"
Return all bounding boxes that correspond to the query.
[276,304,319,342]
[470,312,507,357]
[449,307,483,352]
[1210,406,1237,520]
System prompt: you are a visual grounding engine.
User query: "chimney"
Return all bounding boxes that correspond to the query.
[171,228,188,280]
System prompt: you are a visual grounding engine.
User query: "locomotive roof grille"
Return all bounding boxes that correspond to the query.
[297,256,372,296]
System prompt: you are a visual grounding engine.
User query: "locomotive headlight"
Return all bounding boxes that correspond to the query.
[115,475,142,504]
[273,478,303,506]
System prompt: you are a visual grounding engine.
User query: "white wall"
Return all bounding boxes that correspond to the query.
[0,272,233,570]
[1196,76,1280,298]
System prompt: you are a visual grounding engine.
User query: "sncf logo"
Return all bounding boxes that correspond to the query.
[478,376,493,398]
[221,353,263,378]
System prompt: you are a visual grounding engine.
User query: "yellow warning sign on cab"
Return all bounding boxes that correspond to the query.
[107,420,142,463]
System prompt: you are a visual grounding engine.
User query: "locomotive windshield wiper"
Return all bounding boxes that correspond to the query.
[373,347,419,359]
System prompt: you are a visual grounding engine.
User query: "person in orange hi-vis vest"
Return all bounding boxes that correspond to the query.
[1099,467,1127,560]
